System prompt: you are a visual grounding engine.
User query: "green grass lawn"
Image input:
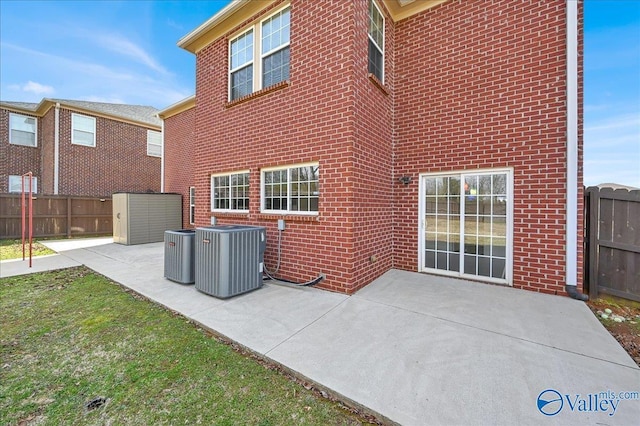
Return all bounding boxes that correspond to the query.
[0,267,371,425]
[0,239,56,261]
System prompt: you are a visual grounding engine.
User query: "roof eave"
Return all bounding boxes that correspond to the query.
[0,102,38,114]
[178,0,251,54]
[2,98,160,129]
[383,0,449,21]
[178,0,450,56]
[157,95,196,119]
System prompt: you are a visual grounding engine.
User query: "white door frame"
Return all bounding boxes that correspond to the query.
[417,168,514,286]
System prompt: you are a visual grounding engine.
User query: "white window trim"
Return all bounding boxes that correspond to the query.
[228,27,255,101]
[368,0,385,83]
[9,112,37,147]
[189,186,196,225]
[417,167,513,286]
[211,170,250,213]
[228,3,290,101]
[71,113,96,147]
[8,175,38,194]
[147,129,162,157]
[260,162,319,216]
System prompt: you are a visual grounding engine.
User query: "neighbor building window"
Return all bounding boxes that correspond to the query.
[9,113,37,147]
[368,0,384,82]
[147,130,162,157]
[229,5,290,101]
[71,113,96,147]
[189,186,196,225]
[262,163,319,214]
[211,171,250,212]
[8,175,38,194]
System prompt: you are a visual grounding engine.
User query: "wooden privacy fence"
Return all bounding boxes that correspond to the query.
[585,186,640,302]
[0,194,112,239]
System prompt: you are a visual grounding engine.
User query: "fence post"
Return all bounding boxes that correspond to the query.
[67,197,72,238]
[587,187,599,300]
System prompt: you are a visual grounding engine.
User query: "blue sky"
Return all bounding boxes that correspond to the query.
[1,0,638,187]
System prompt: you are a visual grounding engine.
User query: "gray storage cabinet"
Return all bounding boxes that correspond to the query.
[113,193,181,245]
[195,225,266,298]
[164,230,196,284]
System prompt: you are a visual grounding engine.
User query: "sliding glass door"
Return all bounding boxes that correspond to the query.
[420,170,511,284]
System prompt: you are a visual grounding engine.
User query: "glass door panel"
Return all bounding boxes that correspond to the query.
[422,171,509,283]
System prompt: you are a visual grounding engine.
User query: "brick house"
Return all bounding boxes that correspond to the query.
[162,0,585,298]
[0,98,162,197]
[158,96,196,229]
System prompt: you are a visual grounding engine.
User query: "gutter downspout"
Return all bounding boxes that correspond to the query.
[160,117,165,192]
[54,102,60,195]
[565,0,587,301]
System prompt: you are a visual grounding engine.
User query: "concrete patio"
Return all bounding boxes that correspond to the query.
[2,238,639,425]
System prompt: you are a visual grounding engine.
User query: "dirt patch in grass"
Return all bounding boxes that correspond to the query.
[1,267,377,425]
[587,296,640,366]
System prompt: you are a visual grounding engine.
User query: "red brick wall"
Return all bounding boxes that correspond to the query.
[194,0,362,292]
[56,109,161,197]
[163,106,196,229]
[350,0,395,292]
[0,108,41,193]
[393,0,583,295]
[183,0,583,295]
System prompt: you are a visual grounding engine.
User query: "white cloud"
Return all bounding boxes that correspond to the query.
[7,80,55,96]
[584,103,610,113]
[23,81,55,95]
[94,33,169,75]
[0,41,188,107]
[167,19,184,31]
[2,42,134,82]
[585,115,640,133]
[584,113,640,187]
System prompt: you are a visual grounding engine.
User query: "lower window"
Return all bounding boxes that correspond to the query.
[9,175,38,193]
[419,169,511,284]
[211,171,249,212]
[262,163,319,214]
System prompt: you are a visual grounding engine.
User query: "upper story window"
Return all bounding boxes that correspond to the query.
[229,5,290,101]
[9,113,37,147]
[8,175,38,194]
[147,130,162,157]
[262,163,319,214]
[211,171,250,212]
[230,29,255,100]
[368,0,385,82]
[72,113,96,147]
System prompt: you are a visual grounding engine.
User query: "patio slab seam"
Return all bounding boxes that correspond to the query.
[352,293,640,371]
[81,246,136,264]
[263,294,352,356]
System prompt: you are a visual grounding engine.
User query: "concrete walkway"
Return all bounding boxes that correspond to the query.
[5,239,640,425]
